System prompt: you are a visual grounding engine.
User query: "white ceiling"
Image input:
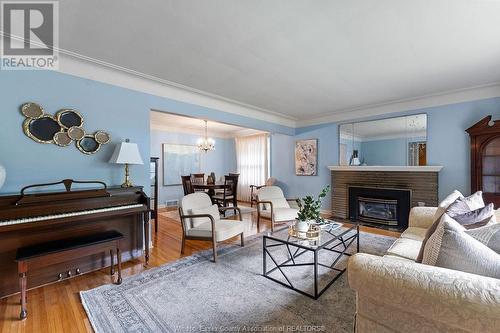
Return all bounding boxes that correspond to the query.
[54,1,500,123]
[150,111,266,138]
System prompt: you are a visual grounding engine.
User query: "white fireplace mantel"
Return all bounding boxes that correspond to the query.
[328,165,443,172]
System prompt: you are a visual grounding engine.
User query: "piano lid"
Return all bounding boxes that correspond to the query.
[0,180,148,224]
[15,179,110,206]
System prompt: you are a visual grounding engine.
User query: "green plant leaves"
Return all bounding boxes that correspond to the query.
[297,185,330,222]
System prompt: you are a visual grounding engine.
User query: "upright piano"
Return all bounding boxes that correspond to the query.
[0,179,150,299]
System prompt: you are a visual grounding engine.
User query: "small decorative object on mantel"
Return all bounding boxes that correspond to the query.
[350,150,361,166]
[20,102,110,155]
[295,139,318,176]
[109,139,144,188]
[295,185,331,233]
[0,164,5,190]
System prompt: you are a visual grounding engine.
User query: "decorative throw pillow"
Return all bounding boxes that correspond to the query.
[460,191,485,211]
[416,192,492,263]
[416,190,464,263]
[432,190,464,223]
[422,214,500,279]
[446,200,494,227]
[465,223,500,254]
[190,204,221,227]
[416,216,442,263]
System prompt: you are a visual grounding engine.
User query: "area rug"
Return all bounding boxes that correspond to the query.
[81,230,395,333]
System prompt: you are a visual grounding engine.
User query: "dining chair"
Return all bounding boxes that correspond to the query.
[181,175,195,195]
[256,185,298,232]
[212,174,239,215]
[191,173,206,192]
[250,177,277,207]
[178,192,244,262]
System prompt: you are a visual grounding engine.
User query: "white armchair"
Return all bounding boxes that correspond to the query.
[178,192,245,262]
[256,186,298,232]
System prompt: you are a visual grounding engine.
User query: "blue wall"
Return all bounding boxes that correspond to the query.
[2,70,500,213]
[293,97,500,208]
[0,70,294,195]
[0,71,151,194]
[361,138,407,165]
[150,129,236,204]
[289,125,339,209]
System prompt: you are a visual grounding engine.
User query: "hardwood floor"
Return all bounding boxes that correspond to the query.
[0,204,400,333]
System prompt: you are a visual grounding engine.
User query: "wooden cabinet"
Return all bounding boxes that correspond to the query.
[150,157,159,232]
[466,115,500,208]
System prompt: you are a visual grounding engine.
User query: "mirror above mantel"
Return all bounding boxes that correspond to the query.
[339,114,427,167]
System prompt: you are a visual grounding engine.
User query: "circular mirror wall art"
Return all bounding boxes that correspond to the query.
[23,115,62,144]
[53,131,72,147]
[56,109,84,129]
[67,126,86,140]
[94,131,110,144]
[20,103,110,155]
[21,102,44,119]
[77,135,101,155]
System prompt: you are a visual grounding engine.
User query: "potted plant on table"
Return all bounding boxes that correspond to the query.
[295,185,331,232]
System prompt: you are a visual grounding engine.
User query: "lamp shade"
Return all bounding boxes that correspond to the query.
[109,142,144,165]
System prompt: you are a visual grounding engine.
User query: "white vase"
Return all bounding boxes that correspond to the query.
[0,165,5,190]
[295,220,311,233]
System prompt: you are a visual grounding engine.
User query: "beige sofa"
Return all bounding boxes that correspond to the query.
[348,207,500,333]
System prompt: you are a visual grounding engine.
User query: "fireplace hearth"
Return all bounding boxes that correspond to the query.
[349,186,411,230]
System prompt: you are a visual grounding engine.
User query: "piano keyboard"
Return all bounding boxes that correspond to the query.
[0,204,145,227]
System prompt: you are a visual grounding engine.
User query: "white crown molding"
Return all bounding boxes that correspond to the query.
[0,33,297,128]
[150,123,266,139]
[57,53,298,128]
[150,123,233,139]
[3,32,500,129]
[301,82,500,126]
[233,128,267,137]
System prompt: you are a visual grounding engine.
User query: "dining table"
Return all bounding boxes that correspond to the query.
[192,182,231,200]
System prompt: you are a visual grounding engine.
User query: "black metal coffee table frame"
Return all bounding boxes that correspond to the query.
[262,224,359,299]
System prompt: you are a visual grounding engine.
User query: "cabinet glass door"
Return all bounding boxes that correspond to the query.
[482,137,500,193]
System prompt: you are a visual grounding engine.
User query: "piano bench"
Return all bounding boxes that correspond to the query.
[15,230,124,320]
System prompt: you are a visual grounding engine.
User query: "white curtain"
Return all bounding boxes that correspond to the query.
[235,134,269,202]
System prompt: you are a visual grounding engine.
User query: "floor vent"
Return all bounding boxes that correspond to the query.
[166,200,179,207]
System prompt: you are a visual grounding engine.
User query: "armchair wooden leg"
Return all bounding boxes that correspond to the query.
[240,233,244,247]
[271,218,275,232]
[257,213,260,230]
[181,235,186,254]
[110,249,115,276]
[212,240,217,262]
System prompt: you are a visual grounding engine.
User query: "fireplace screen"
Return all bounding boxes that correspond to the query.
[358,196,398,226]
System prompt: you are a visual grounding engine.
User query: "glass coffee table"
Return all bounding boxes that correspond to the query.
[262,221,359,299]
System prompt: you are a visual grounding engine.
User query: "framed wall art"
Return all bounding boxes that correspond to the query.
[162,144,201,186]
[295,139,318,176]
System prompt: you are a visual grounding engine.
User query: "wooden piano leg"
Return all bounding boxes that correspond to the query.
[143,212,150,266]
[116,247,122,285]
[110,249,115,276]
[18,261,27,320]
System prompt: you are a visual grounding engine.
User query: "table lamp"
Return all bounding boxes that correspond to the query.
[109,139,144,187]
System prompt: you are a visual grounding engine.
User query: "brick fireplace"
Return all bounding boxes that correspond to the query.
[329,166,443,230]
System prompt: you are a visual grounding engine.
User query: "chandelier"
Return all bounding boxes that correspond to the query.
[197,120,215,152]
